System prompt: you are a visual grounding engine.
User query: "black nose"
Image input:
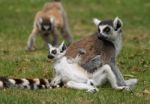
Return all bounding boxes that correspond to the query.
[52,50,57,54]
[98,34,107,40]
[97,34,102,40]
[48,55,54,59]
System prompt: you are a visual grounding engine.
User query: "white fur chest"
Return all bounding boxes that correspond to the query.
[53,57,88,83]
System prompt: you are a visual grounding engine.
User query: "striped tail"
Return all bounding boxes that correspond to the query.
[0,77,63,90]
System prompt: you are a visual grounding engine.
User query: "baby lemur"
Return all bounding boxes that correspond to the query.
[66,17,138,89]
[27,0,73,51]
[48,42,130,92]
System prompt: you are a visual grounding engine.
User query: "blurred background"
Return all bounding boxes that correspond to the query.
[0,0,149,104]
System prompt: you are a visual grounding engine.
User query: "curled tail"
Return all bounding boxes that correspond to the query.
[0,77,63,90]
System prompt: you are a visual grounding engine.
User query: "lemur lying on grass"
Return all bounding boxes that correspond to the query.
[48,41,132,92]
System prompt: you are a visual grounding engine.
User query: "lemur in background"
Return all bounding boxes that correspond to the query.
[27,0,73,51]
[66,17,138,89]
[48,42,129,93]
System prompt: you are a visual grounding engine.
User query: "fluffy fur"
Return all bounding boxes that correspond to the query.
[66,17,138,88]
[48,42,130,93]
[27,0,73,51]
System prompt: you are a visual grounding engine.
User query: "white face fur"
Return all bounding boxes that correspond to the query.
[93,17,123,41]
[37,17,55,32]
[48,41,66,60]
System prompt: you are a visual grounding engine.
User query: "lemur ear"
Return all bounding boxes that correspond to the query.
[48,43,53,49]
[37,17,43,29]
[59,41,66,52]
[113,17,123,31]
[50,16,55,24]
[93,18,101,26]
[39,17,43,24]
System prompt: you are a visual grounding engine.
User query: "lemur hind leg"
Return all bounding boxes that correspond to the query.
[93,64,126,90]
[85,56,138,89]
[27,28,38,51]
[66,81,98,93]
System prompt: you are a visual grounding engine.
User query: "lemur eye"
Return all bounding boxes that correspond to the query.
[51,50,57,54]
[103,27,111,34]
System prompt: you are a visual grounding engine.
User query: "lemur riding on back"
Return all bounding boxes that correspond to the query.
[47,40,134,93]
[27,0,73,51]
[65,17,138,90]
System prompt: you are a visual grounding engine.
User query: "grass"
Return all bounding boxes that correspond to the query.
[0,0,150,104]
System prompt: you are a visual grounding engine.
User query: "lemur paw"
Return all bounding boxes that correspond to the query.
[51,81,60,88]
[56,85,61,88]
[87,87,99,93]
[51,78,62,88]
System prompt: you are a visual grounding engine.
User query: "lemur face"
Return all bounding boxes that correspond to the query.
[93,17,123,41]
[48,41,66,60]
[37,17,54,33]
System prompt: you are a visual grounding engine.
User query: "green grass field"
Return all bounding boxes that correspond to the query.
[0,0,150,104]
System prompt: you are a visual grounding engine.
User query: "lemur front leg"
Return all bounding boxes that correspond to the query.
[110,61,138,89]
[61,27,73,45]
[41,34,51,49]
[83,56,138,90]
[110,61,126,86]
[66,81,98,93]
[52,29,59,46]
[27,28,38,51]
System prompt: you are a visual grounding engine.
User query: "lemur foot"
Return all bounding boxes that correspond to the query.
[87,87,99,93]
[114,86,126,90]
[26,47,36,51]
[51,77,62,88]
[123,86,131,91]
[125,79,138,89]
[114,86,133,92]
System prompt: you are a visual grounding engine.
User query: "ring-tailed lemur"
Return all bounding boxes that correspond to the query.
[66,17,138,89]
[47,42,130,93]
[27,0,73,51]
[0,77,64,89]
